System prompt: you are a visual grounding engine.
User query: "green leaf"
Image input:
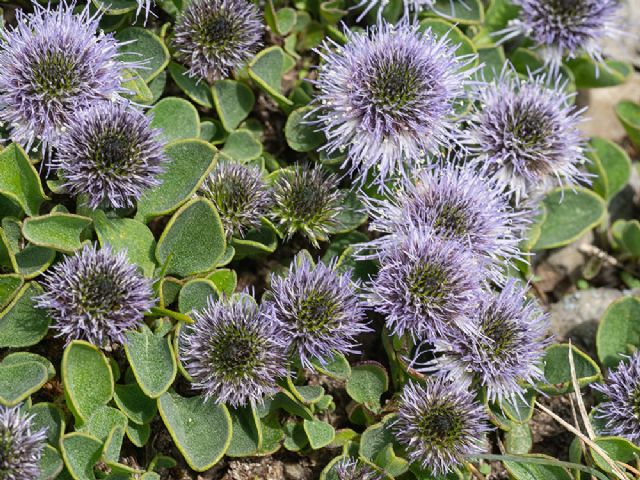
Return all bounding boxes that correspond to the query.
[0,143,48,216]
[345,362,388,412]
[430,0,484,24]
[156,198,226,277]
[2,351,55,380]
[136,139,217,222]
[15,245,56,279]
[533,187,606,250]
[505,423,533,455]
[60,433,103,480]
[121,68,153,104]
[359,416,398,464]
[158,391,232,472]
[22,213,92,253]
[248,47,294,108]
[114,383,157,425]
[0,360,48,406]
[502,390,536,424]
[567,58,632,89]
[503,453,572,480]
[149,97,200,142]
[92,0,138,15]
[588,137,631,201]
[126,421,151,447]
[591,437,640,473]
[40,444,64,480]
[538,344,601,395]
[207,269,237,297]
[0,282,50,348]
[124,328,177,399]
[116,28,170,82]
[212,80,255,132]
[419,19,478,70]
[222,130,263,162]
[81,405,128,462]
[0,274,23,310]
[303,419,335,449]
[310,352,352,381]
[616,99,640,150]
[284,106,325,152]
[31,403,66,446]
[596,296,640,369]
[62,341,114,422]
[178,278,219,314]
[93,212,157,277]
[255,412,284,455]
[227,405,262,457]
[168,62,213,108]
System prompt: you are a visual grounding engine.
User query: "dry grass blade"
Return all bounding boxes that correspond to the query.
[568,339,596,440]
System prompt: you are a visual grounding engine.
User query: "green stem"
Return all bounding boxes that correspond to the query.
[148,306,194,324]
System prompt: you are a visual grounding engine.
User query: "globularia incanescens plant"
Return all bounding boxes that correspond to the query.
[1,0,639,478]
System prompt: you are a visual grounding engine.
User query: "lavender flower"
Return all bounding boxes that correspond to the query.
[173,0,263,83]
[180,294,287,407]
[334,457,383,480]
[394,379,489,476]
[265,252,369,370]
[429,279,551,404]
[503,0,622,71]
[55,102,166,210]
[364,162,528,282]
[592,352,640,444]
[313,21,475,185]
[270,164,344,248]
[36,244,154,347]
[466,69,587,203]
[368,229,482,341]
[0,405,47,480]
[199,161,272,238]
[0,2,134,153]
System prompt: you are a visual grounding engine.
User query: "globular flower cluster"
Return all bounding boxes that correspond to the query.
[503,0,622,72]
[265,252,370,370]
[466,68,587,203]
[180,294,288,407]
[593,352,640,444]
[0,405,47,480]
[0,2,135,154]
[36,244,155,348]
[55,102,167,210]
[313,21,474,185]
[200,161,273,238]
[173,0,263,83]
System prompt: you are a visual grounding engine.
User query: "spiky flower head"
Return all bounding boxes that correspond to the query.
[313,21,475,185]
[368,229,482,341]
[395,379,490,476]
[264,252,369,370]
[55,102,166,210]
[199,161,273,238]
[364,162,528,282]
[466,68,587,203]
[0,405,47,480]
[429,279,551,404]
[334,457,383,480]
[592,352,640,444]
[0,2,134,153]
[504,0,622,71]
[173,0,263,83]
[270,164,344,248]
[180,294,288,407]
[36,244,154,347]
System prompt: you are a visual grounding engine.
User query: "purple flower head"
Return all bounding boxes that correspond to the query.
[173,0,263,83]
[592,352,640,444]
[504,0,622,71]
[334,457,383,480]
[270,164,344,248]
[313,21,475,185]
[54,102,166,210]
[429,279,551,404]
[368,229,483,342]
[466,68,587,203]
[180,294,288,407]
[200,161,273,238]
[0,2,135,153]
[36,244,154,348]
[0,405,47,480]
[265,252,370,370]
[394,379,490,476]
[364,162,529,283]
